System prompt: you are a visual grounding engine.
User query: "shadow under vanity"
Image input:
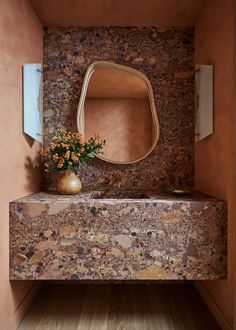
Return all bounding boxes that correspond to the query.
[9,27,227,282]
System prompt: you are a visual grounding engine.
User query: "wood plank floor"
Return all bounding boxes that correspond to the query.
[18,284,220,330]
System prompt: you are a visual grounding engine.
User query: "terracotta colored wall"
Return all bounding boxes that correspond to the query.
[195,0,234,326]
[0,0,43,328]
[85,98,153,163]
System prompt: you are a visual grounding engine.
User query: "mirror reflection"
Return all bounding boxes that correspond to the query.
[77,62,159,164]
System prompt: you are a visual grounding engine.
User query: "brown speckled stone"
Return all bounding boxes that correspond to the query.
[43,27,194,191]
[9,191,227,280]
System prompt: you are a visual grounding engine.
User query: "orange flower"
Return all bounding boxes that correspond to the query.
[71,153,79,162]
[73,132,84,143]
[94,132,102,140]
[50,143,55,151]
[65,150,70,159]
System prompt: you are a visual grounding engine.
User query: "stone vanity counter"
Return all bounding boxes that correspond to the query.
[9,191,227,280]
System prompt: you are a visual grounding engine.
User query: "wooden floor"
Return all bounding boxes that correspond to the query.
[18,284,220,330]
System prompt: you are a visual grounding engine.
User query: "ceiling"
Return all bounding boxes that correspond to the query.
[29,0,207,26]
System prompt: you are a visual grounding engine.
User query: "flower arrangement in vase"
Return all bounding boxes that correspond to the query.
[41,129,105,194]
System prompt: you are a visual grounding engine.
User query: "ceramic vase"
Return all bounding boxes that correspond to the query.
[57,170,82,194]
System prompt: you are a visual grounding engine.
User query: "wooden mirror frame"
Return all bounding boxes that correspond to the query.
[77,61,160,164]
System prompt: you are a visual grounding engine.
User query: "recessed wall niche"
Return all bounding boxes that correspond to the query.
[43,27,194,191]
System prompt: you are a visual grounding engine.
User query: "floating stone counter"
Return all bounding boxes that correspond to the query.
[9,191,227,280]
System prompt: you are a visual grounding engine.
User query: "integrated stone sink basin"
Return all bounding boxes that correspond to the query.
[92,190,149,199]
[90,190,201,200]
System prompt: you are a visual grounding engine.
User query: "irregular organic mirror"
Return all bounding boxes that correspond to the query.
[77,61,159,164]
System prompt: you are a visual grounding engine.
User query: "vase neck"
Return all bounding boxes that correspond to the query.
[64,169,74,175]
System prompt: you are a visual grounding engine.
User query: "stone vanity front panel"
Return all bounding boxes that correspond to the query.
[9,192,227,280]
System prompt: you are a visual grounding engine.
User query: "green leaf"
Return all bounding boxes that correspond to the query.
[87,152,95,158]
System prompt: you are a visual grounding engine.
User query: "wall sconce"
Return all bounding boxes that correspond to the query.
[23,63,42,142]
[195,64,213,142]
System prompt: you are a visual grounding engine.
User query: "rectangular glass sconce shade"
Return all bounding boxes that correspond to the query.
[195,64,213,142]
[23,64,42,142]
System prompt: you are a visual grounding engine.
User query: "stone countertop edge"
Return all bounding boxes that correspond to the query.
[9,190,227,204]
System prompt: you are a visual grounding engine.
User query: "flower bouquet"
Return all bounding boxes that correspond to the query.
[41,128,105,194]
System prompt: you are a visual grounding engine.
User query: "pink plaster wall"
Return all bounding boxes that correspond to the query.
[195,0,234,326]
[0,0,43,328]
[85,98,153,163]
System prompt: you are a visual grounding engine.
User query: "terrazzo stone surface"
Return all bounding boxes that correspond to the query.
[43,27,194,191]
[9,191,227,280]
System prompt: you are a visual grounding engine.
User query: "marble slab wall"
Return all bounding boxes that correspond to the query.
[43,27,194,191]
